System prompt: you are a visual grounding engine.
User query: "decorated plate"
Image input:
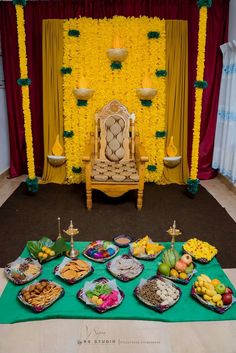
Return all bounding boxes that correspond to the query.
[191,286,236,314]
[77,277,124,313]
[18,279,64,312]
[54,257,94,284]
[182,239,218,264]
[27,236,68,263]
[129,236,164,260]
[157,262,197,285]
[134,275,181,312]
[107,254,144,282]
[4,257,42,285]
[83,240,119,263]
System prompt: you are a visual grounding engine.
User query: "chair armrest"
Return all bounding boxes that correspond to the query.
[135,134,149,163]
[82,133,94,163]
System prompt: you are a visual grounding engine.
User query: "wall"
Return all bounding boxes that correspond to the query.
[229,0,236,41]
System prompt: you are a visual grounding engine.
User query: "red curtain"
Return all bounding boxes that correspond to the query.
[0,0,229,179]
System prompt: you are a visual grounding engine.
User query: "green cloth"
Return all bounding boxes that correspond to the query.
[0,242,236,324]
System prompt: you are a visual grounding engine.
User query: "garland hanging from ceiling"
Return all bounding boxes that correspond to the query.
[188,1,211,194]
[14,1,38,192]
[62,16,166,184]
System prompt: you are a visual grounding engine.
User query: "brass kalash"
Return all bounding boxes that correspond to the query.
[167,220,182,249]
[63,220,79,259]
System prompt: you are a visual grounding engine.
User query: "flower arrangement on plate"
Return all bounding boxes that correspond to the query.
[4,257,42,285]
[18,279,64,312]
[157,249,196,284]
[107,254,144,282]
[83,240,119,263]
[27,236,68,263]
[183,238,218,263]
[77,277,124,313]
[191,273,236,314]
[54,257,94,284]
[129,235,164,260]
[134,275,181,312]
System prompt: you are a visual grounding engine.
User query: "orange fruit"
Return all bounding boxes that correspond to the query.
[179,272,188,280]
[211,279,220,287]
[170,269,179,278]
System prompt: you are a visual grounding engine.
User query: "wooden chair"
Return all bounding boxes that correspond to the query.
[82,100,148,210]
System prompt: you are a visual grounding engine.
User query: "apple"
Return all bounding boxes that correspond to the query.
[225,287,233,295]
[222,293,232,305]
[215,283,226,295]
[181,254,192,265]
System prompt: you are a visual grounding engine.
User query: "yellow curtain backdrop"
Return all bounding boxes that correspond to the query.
[41,19,66,184]
[161,20,189,184]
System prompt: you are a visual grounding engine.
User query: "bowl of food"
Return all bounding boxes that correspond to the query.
[18,280,64,312]
[113,235,133,248]
[83,240,119,263]
[4,257,42,285]
[77,277,124,313]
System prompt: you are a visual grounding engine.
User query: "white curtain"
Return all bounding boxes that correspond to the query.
[212,41,236,183]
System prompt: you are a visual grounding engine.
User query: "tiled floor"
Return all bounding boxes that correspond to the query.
[0,175,236,353]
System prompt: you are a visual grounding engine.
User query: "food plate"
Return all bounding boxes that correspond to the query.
[77,277,124,313]
[113,235,133,248]
[18,279,64,312]
[129,236,164,260]
[182,238,218,263]
[27,236,68,263]
[191,286,236,314]
[107,254,144,281]
[157,262,197,285]
[4,257,42,285]
[83,240,119,263]
[134,275,181,312]
[54,257,94,284]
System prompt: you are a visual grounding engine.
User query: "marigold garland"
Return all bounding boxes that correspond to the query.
[189,6,208,193]
[15,4,37,191]
[62,17,166,184]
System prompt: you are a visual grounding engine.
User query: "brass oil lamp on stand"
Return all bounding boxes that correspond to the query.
[167,220,182,249]
[63,220,79,259]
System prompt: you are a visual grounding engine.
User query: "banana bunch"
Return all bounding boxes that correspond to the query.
[194,274,223,307]
[183,238,218,261]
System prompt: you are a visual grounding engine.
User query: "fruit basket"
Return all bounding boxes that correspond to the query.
[107,254,144,282]
[134,275,181,312]
[54,257,94,284]
[191,273,236,314]
[183,238,218,263]
[129,236,164,260]
[18,279,64,312]
[83,240,119,263]
[77,277,124,313]
[4,257,42,285]
[27,236,68,263]
[157,250,197,285]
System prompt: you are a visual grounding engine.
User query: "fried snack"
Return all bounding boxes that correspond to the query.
[22,281,63,307]
[60,259,90,280]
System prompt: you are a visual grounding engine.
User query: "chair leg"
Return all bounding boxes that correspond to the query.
[137,189,143,210]
[86,189,92,210]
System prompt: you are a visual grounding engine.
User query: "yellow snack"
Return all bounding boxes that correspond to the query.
[203,294,211,302]
[42,253,48,259]
[42,246,47,252]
